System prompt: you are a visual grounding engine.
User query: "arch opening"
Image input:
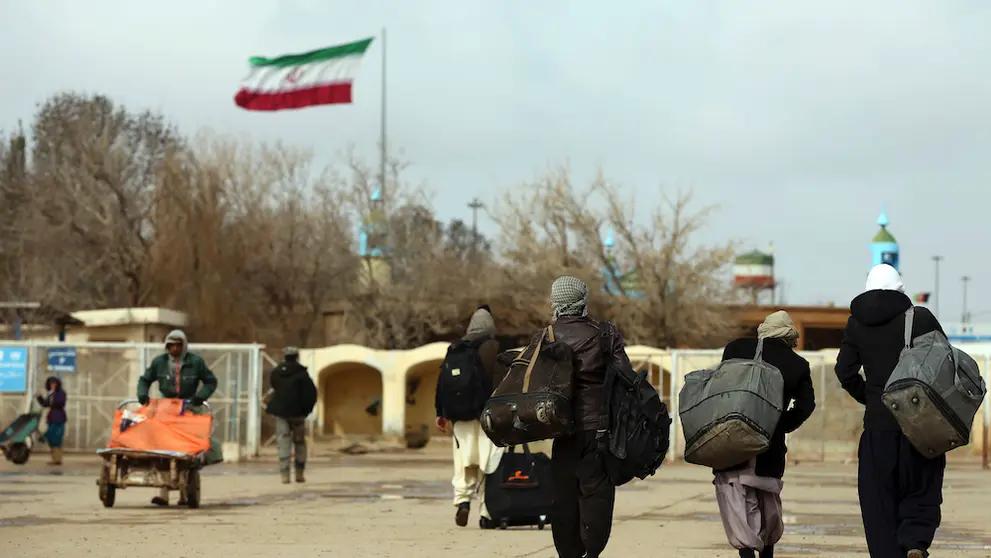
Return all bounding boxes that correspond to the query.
[318,362,384,436]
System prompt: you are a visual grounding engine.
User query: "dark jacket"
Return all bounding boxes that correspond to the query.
[266,360,317,418]
[137,352,217,401]
[553,315,630,431]
[835,290,944,431]
[37,377,67,425]
[719,337,816,478]
[434,336,500,418]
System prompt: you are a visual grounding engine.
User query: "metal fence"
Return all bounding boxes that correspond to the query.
[0,341,265,455]
[640,349,991,465]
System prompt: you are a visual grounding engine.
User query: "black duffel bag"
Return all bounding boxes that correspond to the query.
[481,326,575,447]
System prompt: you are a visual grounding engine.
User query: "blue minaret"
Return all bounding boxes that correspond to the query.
[871,211,899,270]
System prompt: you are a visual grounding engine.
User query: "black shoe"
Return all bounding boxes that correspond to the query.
[479,517,496,530]
[455,502,470,527]
[151,497,169,507]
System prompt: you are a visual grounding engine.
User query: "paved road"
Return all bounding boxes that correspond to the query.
[2,446,990,557]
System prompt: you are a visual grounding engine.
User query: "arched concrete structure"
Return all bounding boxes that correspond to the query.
[301,342,449,438]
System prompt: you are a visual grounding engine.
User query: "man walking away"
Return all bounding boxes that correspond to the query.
[548,276,631,558]
[835,264,946,558]
[435,306,504,528]
[265,346,318,484]
[715,310,816,558]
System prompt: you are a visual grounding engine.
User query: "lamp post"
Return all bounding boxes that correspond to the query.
[932,255,943,317]
[962,276,972,331]
[468,198,484,258]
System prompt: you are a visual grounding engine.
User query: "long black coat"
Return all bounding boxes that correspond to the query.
[266,360,317,419]
[719,337,816,478]
[835,289,944,431]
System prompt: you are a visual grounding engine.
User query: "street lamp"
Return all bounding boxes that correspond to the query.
[468,198,484,258]
[932,256,943,318]
[962,276,971,331]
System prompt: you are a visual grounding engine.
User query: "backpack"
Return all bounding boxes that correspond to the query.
[882,307,987,457]
[481,326,575,446]
[678,339,785,469]
[437,338,492,421]
[598,322,671,486]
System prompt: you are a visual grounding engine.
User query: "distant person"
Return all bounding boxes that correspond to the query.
[435,306,504,528]
[36,376,67,466]
[835,264,946,558]
[547,276,631,558]
[264,346,317,484]
[137,329,222,506]
[714,310,816,558]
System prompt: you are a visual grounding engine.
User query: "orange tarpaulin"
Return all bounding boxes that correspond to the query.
[109,398,211,455]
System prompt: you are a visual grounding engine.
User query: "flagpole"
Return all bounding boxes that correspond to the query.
[380,27,387,207]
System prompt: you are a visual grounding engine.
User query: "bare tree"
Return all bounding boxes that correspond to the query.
[493,166,736,347]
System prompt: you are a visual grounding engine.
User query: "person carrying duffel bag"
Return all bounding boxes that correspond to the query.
[487,276,630,558]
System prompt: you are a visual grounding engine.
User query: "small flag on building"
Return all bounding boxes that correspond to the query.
[235,37,373,111]
[915,292,931,304]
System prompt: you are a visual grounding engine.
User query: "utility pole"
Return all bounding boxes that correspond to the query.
[379,27,387,208]
[962,276,971,331]
[932,255,943,317]
[468,198,484,258]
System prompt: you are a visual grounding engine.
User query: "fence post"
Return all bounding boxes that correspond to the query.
[984,355,990,471]
[24,342,37,413]
[247,345,262,458]
[668,351,680,463]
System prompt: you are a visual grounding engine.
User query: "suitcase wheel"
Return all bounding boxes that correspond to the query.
[537,518,546,530]
[499,519,508,530]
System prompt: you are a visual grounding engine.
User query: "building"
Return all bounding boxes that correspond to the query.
[733,304,850,350]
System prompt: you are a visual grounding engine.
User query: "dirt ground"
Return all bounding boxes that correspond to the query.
[2,443,991,558]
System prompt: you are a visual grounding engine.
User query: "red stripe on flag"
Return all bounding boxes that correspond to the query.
[234,83,353,111]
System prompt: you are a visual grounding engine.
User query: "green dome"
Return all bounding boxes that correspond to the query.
[873,226,897,243]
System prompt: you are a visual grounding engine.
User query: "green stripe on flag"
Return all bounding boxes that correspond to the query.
[249,37,374,68]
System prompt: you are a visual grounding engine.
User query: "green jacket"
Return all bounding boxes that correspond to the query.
[137,352,218,401]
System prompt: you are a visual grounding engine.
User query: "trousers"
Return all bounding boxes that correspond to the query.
[551,431,616,558]
[858,430,944,557]
[452,420,504,519]
[276,417,307,471]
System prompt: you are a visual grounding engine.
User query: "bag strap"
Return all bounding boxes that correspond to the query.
[522,328,550,394]
[755,337,765,362]
[904,307,915,349]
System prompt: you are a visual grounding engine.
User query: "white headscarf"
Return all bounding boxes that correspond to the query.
[865,264,905,293]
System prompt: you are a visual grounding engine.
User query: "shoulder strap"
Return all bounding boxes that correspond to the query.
[904,307,915,349]
[755,338,765,362]
[521,328,549,394]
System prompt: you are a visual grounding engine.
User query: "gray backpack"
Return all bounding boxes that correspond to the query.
[679,339,785,469]
[882,307,986,457]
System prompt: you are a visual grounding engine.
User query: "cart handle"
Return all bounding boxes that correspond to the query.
[117,399,212,412]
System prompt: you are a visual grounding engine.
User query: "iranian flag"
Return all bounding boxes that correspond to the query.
[235,37,373,111]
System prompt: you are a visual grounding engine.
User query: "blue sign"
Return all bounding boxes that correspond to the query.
[0,347,28,393]
[48,347,77,373]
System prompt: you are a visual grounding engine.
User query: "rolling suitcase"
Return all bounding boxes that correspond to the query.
[484,444,553,530]
[883,307,987,457]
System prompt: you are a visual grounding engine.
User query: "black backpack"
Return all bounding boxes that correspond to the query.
[598,322,671,486]
[437,338,492,421]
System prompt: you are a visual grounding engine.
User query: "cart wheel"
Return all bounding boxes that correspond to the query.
[184,469,201,509]
[499,519,508,530]
[9,443,30,465]
[100,483,116,508]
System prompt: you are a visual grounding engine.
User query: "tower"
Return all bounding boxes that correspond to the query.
[871,211,899,270]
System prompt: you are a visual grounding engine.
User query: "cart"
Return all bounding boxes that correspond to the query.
[0,412,41,465]
[96,400,210,508]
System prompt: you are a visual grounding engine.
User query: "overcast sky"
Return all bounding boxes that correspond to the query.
[1,1,989,325]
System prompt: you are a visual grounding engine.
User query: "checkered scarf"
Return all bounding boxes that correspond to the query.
[551,276,589,318]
